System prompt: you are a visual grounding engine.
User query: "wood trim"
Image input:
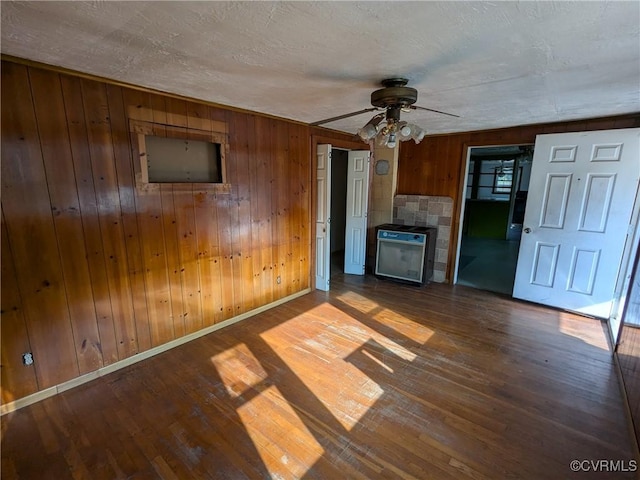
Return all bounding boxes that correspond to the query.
[421,113,640,138]
[128,107,228,134]
[129,119,231,192]
[1,54,312,127]
[0,288,311,416]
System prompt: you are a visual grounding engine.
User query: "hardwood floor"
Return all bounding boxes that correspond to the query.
[2,275,636,479]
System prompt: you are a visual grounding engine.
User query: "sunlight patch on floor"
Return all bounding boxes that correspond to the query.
[336,291,435,345]
[260,303,385,431]
[556,311,609,351]
[335,290,380,313]
[237,385,323,479]
[328,322,418,363]
[372,309,434,345]
[210,343,268,398]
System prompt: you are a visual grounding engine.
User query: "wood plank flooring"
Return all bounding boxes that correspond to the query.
[1,275,637,479]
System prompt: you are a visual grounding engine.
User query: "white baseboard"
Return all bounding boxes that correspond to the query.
[1,288,310,416]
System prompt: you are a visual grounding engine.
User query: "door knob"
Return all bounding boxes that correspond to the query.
[524,227,531,233]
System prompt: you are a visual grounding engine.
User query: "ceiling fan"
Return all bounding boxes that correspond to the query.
[311,78,459,147]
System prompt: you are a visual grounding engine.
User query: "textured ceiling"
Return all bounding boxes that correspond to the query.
[2,1,639,135]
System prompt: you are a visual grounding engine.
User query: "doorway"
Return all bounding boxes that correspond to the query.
[315,143,371,291]
[330,149,348,276]
[456,145,533,295]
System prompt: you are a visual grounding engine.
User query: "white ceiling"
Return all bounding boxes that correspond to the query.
[2,1,639,135]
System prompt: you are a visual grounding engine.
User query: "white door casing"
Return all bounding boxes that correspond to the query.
[315,144,331,291]
[513,128,640,318]
[344,150,371,275]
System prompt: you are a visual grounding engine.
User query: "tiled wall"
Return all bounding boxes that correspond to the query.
[393,195,453,283]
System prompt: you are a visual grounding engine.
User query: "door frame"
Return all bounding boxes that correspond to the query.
[311,134,373,291]
[453,143,532,285]
[611,182,640,345]
[453,137,640,345]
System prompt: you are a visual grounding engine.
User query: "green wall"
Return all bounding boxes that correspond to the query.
[464,200,510,239]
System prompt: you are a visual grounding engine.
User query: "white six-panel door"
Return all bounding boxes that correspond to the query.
[315,144,331,291]
[513,128,640,318]
[344,150,371,275]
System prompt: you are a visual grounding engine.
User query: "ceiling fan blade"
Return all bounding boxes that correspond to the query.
[310,107,380,126]
[410,105,460,118]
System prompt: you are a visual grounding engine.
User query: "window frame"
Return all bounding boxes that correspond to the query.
[492,165,514,194]
[130,119,230,192]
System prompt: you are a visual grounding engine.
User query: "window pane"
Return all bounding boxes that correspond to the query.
[493,167,513,194]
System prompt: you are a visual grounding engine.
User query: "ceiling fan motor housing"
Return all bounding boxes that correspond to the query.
[371,78,418,108]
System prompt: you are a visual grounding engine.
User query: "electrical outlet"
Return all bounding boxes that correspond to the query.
[22,352,34,366]
[276,275,281,284]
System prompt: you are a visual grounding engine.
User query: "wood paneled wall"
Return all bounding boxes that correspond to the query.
[397,114,640,281]
[0,60,312,404]
[617,251,640,445]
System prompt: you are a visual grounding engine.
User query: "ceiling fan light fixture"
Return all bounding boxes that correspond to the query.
[411,126,426,143]
[357,113,385,141]
[387,132,397,149]
[396,123,426,144]
[376,131,390,147]
[311,78,458,143]
[333,77,451,148]
[400,124,412,137]
[365,117,426,148]
[357,123,378,141]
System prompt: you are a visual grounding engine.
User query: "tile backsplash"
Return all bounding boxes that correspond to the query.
[393,195,453,283]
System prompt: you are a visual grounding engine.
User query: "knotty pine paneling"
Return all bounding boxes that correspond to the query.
[1,62,79,390]
[0,60,312,404]
[397,114,640,281]
[61,74,123,365]
[1,213,38,403]
[105,83,154,353]
[29,68,104,375]
[82,78,139,361]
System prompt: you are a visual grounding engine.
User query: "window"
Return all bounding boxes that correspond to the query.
[492,166,514,194]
